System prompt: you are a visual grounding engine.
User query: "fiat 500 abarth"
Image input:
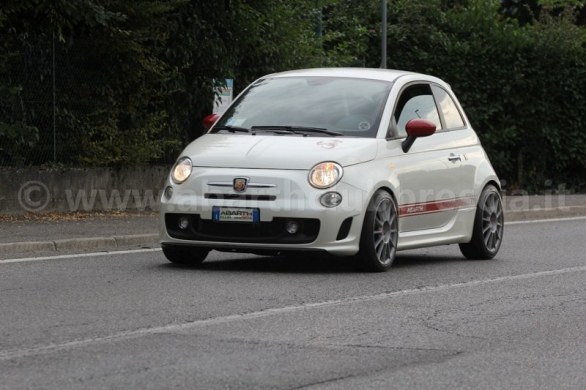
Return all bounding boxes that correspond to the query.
[160,68,504,271]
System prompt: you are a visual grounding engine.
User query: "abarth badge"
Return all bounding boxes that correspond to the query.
[233,177,248,193]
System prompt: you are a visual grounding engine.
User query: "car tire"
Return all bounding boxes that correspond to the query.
[162,245,209,265]
[459,184,504,260]
[358,190,398,272]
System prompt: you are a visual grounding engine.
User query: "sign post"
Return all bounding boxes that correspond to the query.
[213,79,234,115]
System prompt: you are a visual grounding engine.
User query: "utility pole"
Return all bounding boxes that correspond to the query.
[315,0,322,37]
[381,0,387,68]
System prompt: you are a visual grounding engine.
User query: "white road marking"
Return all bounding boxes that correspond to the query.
[1,264,585,361]
[506,216,586,225]
[0,248,161,264]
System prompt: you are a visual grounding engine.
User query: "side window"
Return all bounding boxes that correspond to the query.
[391,84,441,137]
[431,85,465,129]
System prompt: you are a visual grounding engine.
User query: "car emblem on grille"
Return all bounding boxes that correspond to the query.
[233,177,248,193]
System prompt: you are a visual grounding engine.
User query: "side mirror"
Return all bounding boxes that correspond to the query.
[202,113,220,131]
[401,119,437,153]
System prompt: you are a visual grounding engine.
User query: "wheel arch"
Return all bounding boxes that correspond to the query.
[474,179,502,208]
[484,180,502,194]
[376,185,399,205]
[360,183,400,214]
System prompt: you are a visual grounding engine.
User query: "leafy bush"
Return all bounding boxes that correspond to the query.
[0,121,39,165]
[0,0,584,190]
[378,0,586,191]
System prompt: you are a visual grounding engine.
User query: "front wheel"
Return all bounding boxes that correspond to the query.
[459,185,504,260]
[357,190,399,272]
[162,245,210,265]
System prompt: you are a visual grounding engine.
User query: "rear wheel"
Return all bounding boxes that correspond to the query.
[459,185,504,260]
[357,190,398,272]
[162,245,209,265]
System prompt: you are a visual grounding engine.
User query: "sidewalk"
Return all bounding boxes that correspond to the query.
[0,212,160,256]
[1,195,584,257]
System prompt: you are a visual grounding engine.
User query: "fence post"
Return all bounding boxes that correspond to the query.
[52,31,57,163]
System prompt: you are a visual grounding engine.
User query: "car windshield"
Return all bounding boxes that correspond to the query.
[213,76,392,138]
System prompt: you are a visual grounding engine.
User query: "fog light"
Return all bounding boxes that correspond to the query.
[320,192,342,208]
[178,216,189,230]
[285,221,299,234]
[164,186,173,200]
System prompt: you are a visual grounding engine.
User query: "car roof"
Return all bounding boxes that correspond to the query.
[262,67,430,83]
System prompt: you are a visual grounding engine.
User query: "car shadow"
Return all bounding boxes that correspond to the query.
[157,251,469,274]
[392,253,466,268]
[160,254,357,274]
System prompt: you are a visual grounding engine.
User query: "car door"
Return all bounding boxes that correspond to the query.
[381,82,475,233]
[430,83,477,213]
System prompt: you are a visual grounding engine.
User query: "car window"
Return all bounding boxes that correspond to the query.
[431,85,465,129]
[215,76,392,138]
[391,84,441,137]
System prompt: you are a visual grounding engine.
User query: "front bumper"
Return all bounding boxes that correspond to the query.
[159,167,368,256]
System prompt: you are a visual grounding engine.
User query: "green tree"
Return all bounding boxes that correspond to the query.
[378,0,586,189]
[1,0,584,190]
[500,0,586,25]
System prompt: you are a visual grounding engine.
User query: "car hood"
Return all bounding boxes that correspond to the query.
[182,134,377,169]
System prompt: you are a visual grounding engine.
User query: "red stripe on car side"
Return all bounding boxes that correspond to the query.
[399,197,475,217]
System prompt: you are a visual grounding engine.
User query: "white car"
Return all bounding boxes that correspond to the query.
[160,68,504,271]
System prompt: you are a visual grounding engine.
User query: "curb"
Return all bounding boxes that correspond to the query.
[504,206,586,222]
[1,208,585,257]
[0,234,159,256]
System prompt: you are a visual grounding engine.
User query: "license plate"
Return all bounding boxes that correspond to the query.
[212,207,260,223]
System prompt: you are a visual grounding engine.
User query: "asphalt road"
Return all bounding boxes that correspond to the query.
[1,218,585,389]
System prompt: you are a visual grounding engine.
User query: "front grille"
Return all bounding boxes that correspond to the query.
[165,213,320,244]
[204,193,276,201]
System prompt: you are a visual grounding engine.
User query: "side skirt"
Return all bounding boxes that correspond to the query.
[397,207,476,251]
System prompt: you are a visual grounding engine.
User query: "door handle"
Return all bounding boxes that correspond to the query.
[448,153,462,162]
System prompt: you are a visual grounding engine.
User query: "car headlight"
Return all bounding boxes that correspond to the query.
[171,157,193,184]
[309,162,343,189]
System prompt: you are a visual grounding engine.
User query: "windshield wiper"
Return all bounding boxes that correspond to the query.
[212,125,251,133]
[251,126,343,137]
